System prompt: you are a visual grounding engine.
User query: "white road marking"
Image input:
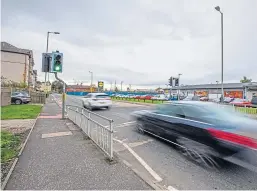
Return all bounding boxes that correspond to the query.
[128,139,153,147]
[42,131,72,138]
[114,121,137,128]
[168,185,179,191]
[114,138,163,182]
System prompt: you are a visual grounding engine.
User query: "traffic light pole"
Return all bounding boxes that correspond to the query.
[54,73,66,119]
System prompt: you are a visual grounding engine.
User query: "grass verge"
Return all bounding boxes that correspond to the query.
[1,104,42,120]
[111,97,165,104]
[1,131,21,163]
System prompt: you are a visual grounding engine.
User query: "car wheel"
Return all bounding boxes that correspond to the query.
[88,104,93,111]
[177,137,220,170]
[15,99,22,105]
[136,121,145,134]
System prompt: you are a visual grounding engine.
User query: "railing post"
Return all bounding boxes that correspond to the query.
[87,112,91,136]
[109,120,113,159]
[75,108,78,124]
[244,105,247,114]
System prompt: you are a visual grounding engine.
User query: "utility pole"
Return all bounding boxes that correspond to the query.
[54,73,65,119]
[215,6,224,102]
[177,74,182,101]
[45,31,60,96]
[89,71,93,93]
[115,80,116,92]
[216,80,219,98]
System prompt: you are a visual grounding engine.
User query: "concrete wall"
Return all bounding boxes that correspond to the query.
[1,51,30,84]
[1,87,11,106]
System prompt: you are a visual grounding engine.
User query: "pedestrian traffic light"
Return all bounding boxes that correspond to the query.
[174,78,179,86]
[169,77,173,86]
[51,52,63,73]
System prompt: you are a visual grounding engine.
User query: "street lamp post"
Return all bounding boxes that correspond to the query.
[121,81,123,91]
[215,6,224,102]
[89,71,93,93]
[216,80,219,98]
[178,73,182,100]
[45,31,60,94]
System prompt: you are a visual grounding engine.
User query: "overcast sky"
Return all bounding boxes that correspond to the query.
[2,0,257,89]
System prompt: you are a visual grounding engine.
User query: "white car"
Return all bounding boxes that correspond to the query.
[82,93,112,110]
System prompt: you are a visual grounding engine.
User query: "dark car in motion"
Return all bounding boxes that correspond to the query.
[11,92,31,104]
[131,101,257,171]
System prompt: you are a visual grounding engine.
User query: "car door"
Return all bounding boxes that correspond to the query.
[180,105,214,144]
[145,104,185,140]
[83,94,91,106]
[156,104,187,141]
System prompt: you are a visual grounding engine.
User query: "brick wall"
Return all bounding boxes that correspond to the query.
[1,87,11,106]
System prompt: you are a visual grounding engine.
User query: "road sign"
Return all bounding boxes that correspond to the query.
[42,53,52,72]
[98,81,104,87]
[98,81,104,91]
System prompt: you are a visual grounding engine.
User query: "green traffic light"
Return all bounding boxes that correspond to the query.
[55,65,61,71]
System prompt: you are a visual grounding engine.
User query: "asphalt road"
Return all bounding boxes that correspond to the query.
[59,95,257,190]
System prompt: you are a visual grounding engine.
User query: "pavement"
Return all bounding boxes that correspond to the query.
[5,98,152,190]
[59,94,257,190]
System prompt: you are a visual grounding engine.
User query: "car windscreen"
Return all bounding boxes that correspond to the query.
[96,94,109,98]
[183,104,246,122]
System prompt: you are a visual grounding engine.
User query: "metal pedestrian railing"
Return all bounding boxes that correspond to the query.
[66,105,114,160]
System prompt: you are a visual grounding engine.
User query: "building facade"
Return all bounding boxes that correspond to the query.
[1,42,36,88]
[164,82,257,100]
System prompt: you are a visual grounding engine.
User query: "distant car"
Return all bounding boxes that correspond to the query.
[82,93,112,110]
[11,92,31,104]
[211,98,220,103]
[251,96,257,105]
[144,95,152,100]
[131,101,257,171]
[200,97,209,101]
[229,98,251,107]
[224,97,234,103]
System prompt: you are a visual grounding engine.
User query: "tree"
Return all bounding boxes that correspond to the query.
[240,76,252,83]
[51,80,64,93]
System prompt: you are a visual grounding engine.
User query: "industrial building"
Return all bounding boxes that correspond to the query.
[164,82,257,100]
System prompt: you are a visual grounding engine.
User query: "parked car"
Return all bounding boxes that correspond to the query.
[82,93,112,110]
[131,101,257,171]
[251,96,257,105]
[144,95,153,100]
[11,92,31,104]
[211,98,220,103]
[229,98,252,107]
[200,97,209,101]
[224,97,234,103]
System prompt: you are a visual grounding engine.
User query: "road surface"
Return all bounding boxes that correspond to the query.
[57,94,257,190]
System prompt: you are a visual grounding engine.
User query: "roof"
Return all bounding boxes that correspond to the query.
[1,42,35,66]
[68,85,92,89]
[1,42,32,55]
[164,82,257,90]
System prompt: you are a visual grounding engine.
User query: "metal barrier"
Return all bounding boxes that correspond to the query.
[66,105,114,160]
